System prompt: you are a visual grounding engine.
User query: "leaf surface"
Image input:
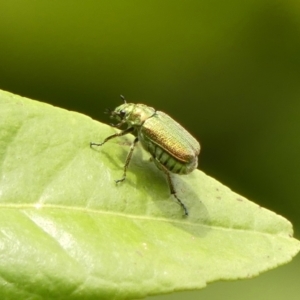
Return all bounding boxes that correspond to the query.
[0,89,299,300]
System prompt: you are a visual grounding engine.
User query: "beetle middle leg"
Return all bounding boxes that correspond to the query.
[153,158,188,216]
[115,136,139,184]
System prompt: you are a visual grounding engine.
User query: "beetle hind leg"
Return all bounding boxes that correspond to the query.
[154,158,188,216]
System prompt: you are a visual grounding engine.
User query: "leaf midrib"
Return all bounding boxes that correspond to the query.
[0,202,292,238]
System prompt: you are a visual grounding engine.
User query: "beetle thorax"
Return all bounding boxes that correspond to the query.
[130,104,155,125]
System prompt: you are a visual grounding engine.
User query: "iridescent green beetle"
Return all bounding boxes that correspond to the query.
[90,96,200,216]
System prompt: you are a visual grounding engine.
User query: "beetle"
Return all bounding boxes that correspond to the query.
[90,96,200,216]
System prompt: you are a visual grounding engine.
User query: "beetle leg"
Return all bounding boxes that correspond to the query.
[90,127,134,147]
[154,159,188,216]
[115,136,139,184]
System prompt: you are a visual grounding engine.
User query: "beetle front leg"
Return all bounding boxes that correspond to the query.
[154,159,188,216]
[90,127,134,147]
[115,136,139,184]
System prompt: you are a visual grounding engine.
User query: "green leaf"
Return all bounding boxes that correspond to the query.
[0,89,299,300]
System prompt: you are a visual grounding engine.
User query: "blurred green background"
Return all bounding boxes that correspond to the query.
[1,1,299,299]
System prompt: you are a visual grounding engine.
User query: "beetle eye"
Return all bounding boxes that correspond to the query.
[119,110,126,118]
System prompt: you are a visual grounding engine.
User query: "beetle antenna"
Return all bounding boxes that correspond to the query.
[104,108,111,114]
[120,95,127,103]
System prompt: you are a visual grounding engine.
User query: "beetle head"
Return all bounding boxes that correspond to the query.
[108,103,135,128]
